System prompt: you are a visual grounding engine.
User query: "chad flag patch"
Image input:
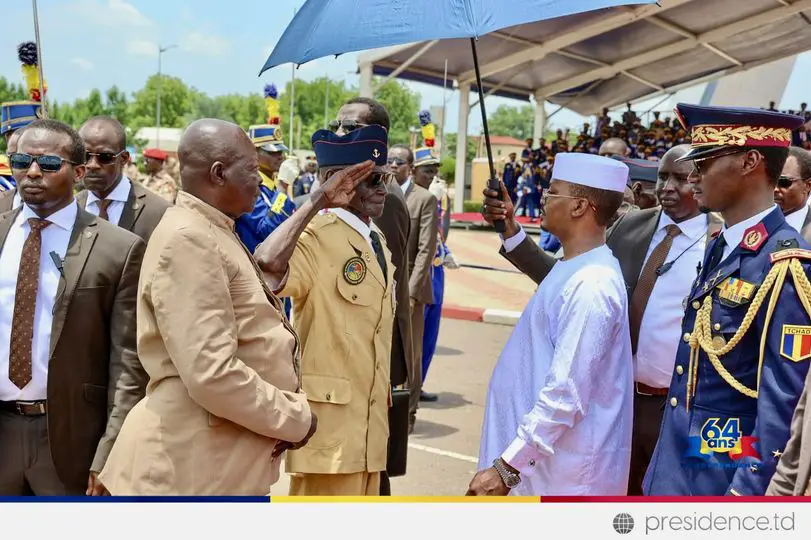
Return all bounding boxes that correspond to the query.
[781,325,811,362]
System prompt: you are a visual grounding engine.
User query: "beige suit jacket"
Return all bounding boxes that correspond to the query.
[0,204,145,493]
[100,192,311,495]
[404,182,438,305]
[76,180,170,243]
[279,212,394,475]
[0,189,14,213]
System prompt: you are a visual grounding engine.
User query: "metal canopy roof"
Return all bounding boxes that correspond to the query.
[359,0,811,116]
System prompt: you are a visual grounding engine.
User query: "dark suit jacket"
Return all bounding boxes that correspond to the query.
[502,208,723,299]
[373,183,413,387]
[76,181,170,242]
[404,182,438,305]
[800,207,811,244]
[0,204,147,493]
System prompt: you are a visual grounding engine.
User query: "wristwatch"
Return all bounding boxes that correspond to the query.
[493,458,521,489]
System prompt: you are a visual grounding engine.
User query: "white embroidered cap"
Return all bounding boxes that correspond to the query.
[551,153,629,193]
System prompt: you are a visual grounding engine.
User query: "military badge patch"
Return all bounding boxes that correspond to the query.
[770,248,811,264]
[716,277,756,305]
[343,256,367,285]
[781,325,811,362]
[740,223,768,252]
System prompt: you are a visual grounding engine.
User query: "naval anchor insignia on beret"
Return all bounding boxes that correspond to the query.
[372,148,381,159]
[343,256,367,285]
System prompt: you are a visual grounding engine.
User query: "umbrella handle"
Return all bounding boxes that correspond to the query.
[470,38,504,234]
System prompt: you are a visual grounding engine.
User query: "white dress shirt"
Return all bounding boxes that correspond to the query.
[0,201,77,400]
[479,245,634,495]
[719,205,777,261]
[634,212,708,388]
[399,179,412,195]
[784,205,810,234]
[84,176,131,226]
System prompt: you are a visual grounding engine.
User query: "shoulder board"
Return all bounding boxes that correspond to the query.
[270,192,288,214]
[308,211,341,231]
[770,248,811,264]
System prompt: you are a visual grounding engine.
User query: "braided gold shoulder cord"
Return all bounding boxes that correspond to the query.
[686,258,811,410]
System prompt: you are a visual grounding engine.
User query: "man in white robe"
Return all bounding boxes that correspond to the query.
[468,153,634,496]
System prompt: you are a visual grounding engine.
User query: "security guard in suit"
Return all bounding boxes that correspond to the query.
[255,125,394,496]
[644,104,811,496]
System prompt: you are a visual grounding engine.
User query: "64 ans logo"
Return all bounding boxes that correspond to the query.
[701,418,740,452]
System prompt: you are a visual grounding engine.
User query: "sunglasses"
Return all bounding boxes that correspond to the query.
[387,157,407,166]
[690,149,748,176]
[328,119,369,133]
[85,150,125,165]
[9,152,79,173]
[777,175,805,189]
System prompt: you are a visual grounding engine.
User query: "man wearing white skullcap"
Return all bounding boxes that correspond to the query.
[469,153,634,496]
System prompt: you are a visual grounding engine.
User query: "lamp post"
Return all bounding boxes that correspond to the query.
[156,44,177,149]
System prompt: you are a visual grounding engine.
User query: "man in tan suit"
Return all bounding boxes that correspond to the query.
[0,119,145,495]
[257,125,394,496]
[389,144,438,430]
[100,119,315,495]
[77,117,170,243]
[775,146,811,242]
[0,129,23,214]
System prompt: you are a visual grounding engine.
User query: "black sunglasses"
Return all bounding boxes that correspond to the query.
[328,119,369,133]
[690,149,748,176]
[85,150,125,165]
[387,157,407,166]
[9,152,79,173]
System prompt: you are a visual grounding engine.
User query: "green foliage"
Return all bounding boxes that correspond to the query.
[371,79,421,146]
[486,104,535,141]
[463,200,482,213]
[444,132,477,162]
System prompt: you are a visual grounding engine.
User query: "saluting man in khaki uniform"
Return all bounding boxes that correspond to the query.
[257,125,394,496]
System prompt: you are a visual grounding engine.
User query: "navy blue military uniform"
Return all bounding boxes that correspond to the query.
[644,104,811,496]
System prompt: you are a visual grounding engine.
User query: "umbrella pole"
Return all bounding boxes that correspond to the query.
[469,38,503,233]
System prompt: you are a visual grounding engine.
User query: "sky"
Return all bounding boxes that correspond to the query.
[3,0,811,136]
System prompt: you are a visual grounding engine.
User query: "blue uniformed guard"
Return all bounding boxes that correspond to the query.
[0,154,14,192]
[643,104,811,496]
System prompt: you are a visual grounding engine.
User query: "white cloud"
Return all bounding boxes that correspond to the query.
[127,40,159,57]
[71,57,94,71]
[68,0,154,28]
[180,32,229,57]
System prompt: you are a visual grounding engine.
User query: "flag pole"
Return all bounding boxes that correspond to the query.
[32,0,47,117]
[289,7,297,151]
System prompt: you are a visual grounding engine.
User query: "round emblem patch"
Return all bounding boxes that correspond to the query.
[343,257,367,285]
[744,230,762,249]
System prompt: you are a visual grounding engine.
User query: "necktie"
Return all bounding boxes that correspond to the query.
[628,224,681,355]
[369,230,388,283]
[705,233,728,274]
[9,218,51,389]
[97,199,112,221]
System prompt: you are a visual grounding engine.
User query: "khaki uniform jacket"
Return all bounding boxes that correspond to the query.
[280,211,395,475]
[100,192,311,495]
[404,182,438,305]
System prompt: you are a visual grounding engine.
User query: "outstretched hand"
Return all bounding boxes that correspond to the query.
[317,160,375,209]
[481,181,520,238]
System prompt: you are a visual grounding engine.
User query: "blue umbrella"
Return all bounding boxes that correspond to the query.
[260,0,657,228]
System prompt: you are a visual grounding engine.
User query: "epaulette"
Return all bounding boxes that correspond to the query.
[270,192,288,214]
[309,211,341,231]
[769,238,811,263]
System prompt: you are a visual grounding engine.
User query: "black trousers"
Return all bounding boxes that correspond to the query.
[627,393,666,495]
[379,472,391,496]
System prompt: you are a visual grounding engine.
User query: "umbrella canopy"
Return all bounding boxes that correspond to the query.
[260,0,657,73]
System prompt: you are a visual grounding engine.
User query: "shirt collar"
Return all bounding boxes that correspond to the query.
[658,211,707,242]
[784,205,810,232]
[721,205,777,249]
[400,179,411,194]
[175,191,235,231]
[20,199,78,232]
[328,207,372,244]
[86,176,131,206]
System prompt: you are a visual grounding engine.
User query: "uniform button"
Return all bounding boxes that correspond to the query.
[670,397,678,407]
[352,294,358,300]
[370,398,376,406]
[529,459,536,467]
[683,332,691,342]
[692,301,701,309]
[676,365,684,375]
[325,393,332,402]
[714,323,721,331]
[376,362,381,370]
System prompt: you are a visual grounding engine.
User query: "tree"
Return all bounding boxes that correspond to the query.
[487,104,535,141]
[128,74,194,132]
[372,79,421,146]
[278,77,355,150]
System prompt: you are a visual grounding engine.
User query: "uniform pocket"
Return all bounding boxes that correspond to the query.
[301,374,352,450]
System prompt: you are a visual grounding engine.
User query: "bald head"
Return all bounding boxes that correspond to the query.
[80,116,126,150]
[178,118,261,218]
[599,137,629,157]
